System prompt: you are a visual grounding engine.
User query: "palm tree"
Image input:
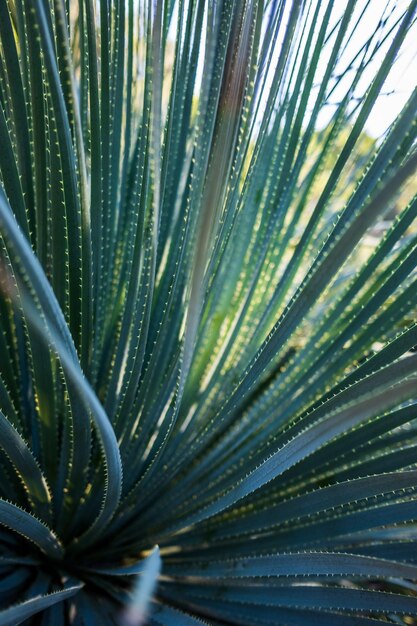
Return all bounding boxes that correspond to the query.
[0,0,417,623]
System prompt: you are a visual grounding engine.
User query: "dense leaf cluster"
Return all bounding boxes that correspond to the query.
[0,0,417,623]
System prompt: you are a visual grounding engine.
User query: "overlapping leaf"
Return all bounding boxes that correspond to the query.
[0,0,417,624]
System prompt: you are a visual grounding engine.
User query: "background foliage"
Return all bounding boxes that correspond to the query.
[1,0,417,623]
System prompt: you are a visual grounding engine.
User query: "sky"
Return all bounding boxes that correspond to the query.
[263,0,417,138]
[343,0,416,137]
